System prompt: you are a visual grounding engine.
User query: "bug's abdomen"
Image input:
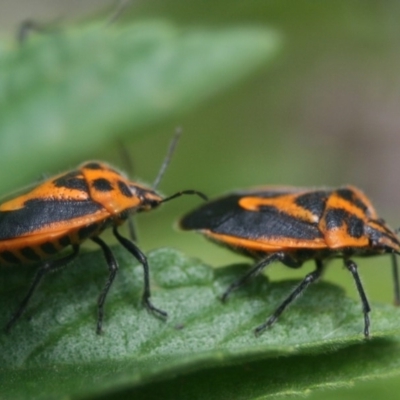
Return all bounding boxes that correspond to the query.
[0,221,109,265]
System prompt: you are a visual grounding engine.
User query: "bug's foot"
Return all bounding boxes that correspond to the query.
[254,315,276,337]
[143,298,168,319]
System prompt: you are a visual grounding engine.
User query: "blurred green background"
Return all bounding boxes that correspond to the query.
[1,1,400,399]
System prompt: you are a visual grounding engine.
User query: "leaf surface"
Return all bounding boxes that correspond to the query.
[0,247,399,399]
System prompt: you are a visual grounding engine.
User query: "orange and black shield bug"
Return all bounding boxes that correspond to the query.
[180,186,400,337]
[3,134,206,334]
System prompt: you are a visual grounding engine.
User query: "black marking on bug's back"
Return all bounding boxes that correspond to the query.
[251,205,322,240]
[324,208,364,238]
[20,247,41,261]
[40,242,58,254]
[181,194,242,230]
[0,251,21,264]
[181,194,323,241]
[58,235,71,247]
[117,180,133,198]
[78,224,99,240]
[83,162,121,176]
[238,188,303,199]
[0,199,103,240]
[347,215,364,238]
[83,162,103,170]
[336,188,369,214]
[295,191,328,219]
[324,208,347,230]
[92,178,113,192]
[53,171,89,192]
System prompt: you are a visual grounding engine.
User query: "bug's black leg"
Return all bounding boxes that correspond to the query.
[5,245,80,333]
[344,259,371,338]
[221,252,285,302]
[391,253,400,306]
[113,226,167,318]
[254,259,324,336]
[91,236,119,334]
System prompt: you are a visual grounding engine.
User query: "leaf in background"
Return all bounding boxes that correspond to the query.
[0,247,399,399]
[0,21,281,191]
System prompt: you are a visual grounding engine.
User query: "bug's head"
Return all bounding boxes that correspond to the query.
[132,185,164,212]
[365,219,400,254]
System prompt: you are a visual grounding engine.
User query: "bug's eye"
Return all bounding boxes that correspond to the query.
[150,199,161,208]
[139,199,161,212]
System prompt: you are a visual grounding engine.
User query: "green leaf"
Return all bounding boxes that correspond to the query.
[0,21,280,191]
[0,247,399,399]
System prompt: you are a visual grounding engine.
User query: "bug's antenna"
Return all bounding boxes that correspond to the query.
[392,253,400,306]
[107,0,132,26]
[162,189,208,204]
[117,138,134,176]
[17,19,61,44]
[153,127,182,190]
[17,20,40,44]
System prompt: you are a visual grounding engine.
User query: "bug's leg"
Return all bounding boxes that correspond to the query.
[344,259,371,338]
[127,216,138,243]
[221,252,285,302]
[91,236,119,334]
[255,259,324,336]
[5,245,80,333]
[112,226,167,318]
[391,253,400,306]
